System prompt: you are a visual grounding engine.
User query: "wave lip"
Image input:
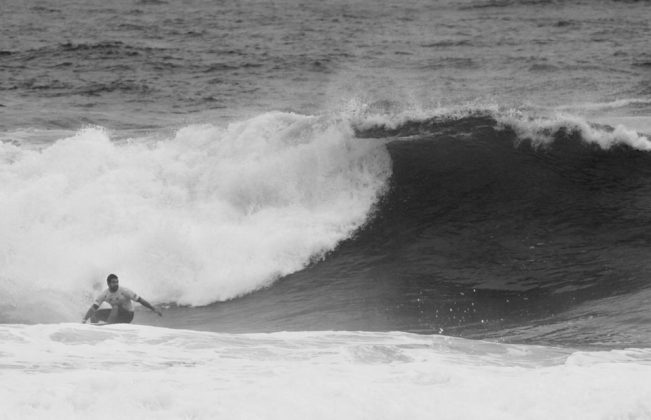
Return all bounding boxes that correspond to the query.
[496,110,651,151]
[347,99,651,151]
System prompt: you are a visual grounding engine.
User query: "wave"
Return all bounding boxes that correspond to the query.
[0,112,390,322]
[196,107,651,344]
[3,106,651,346]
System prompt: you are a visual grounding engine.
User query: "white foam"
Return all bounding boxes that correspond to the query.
[1,324,651,420]
[0,112,391,320]
[497,110,651,151]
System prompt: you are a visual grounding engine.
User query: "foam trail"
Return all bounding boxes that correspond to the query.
[0,112,391,321]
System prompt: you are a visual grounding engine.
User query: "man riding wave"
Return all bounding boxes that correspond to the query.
[82,274,162,324]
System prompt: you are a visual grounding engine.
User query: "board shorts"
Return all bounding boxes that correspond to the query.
[92,307,135,324]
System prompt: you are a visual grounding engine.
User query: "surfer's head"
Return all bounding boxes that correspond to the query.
[107,274,119,292]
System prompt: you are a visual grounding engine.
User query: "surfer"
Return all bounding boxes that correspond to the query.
[82,274,162,324]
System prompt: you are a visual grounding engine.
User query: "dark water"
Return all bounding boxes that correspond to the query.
[2,0,651,348]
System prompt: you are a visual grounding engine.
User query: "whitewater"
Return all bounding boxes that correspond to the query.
[0,112,391,320]
[2,324,651,420]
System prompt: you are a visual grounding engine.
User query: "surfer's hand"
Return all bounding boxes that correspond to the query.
[81,318,87,324]
[154,309,162,317]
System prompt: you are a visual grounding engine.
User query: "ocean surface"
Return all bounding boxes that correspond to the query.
[2,0,651,418]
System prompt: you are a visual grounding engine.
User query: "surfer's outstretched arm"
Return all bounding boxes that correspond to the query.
[82,303,99,323]
[137,297,162,317]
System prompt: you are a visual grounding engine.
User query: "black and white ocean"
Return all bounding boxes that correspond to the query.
[2,0,651,418]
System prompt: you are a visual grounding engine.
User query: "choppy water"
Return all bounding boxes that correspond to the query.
[2,0,650,131]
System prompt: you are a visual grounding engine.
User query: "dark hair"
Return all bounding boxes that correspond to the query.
[106,274,118,284]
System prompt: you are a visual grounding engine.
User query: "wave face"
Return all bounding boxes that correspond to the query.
[345,113,651,343]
